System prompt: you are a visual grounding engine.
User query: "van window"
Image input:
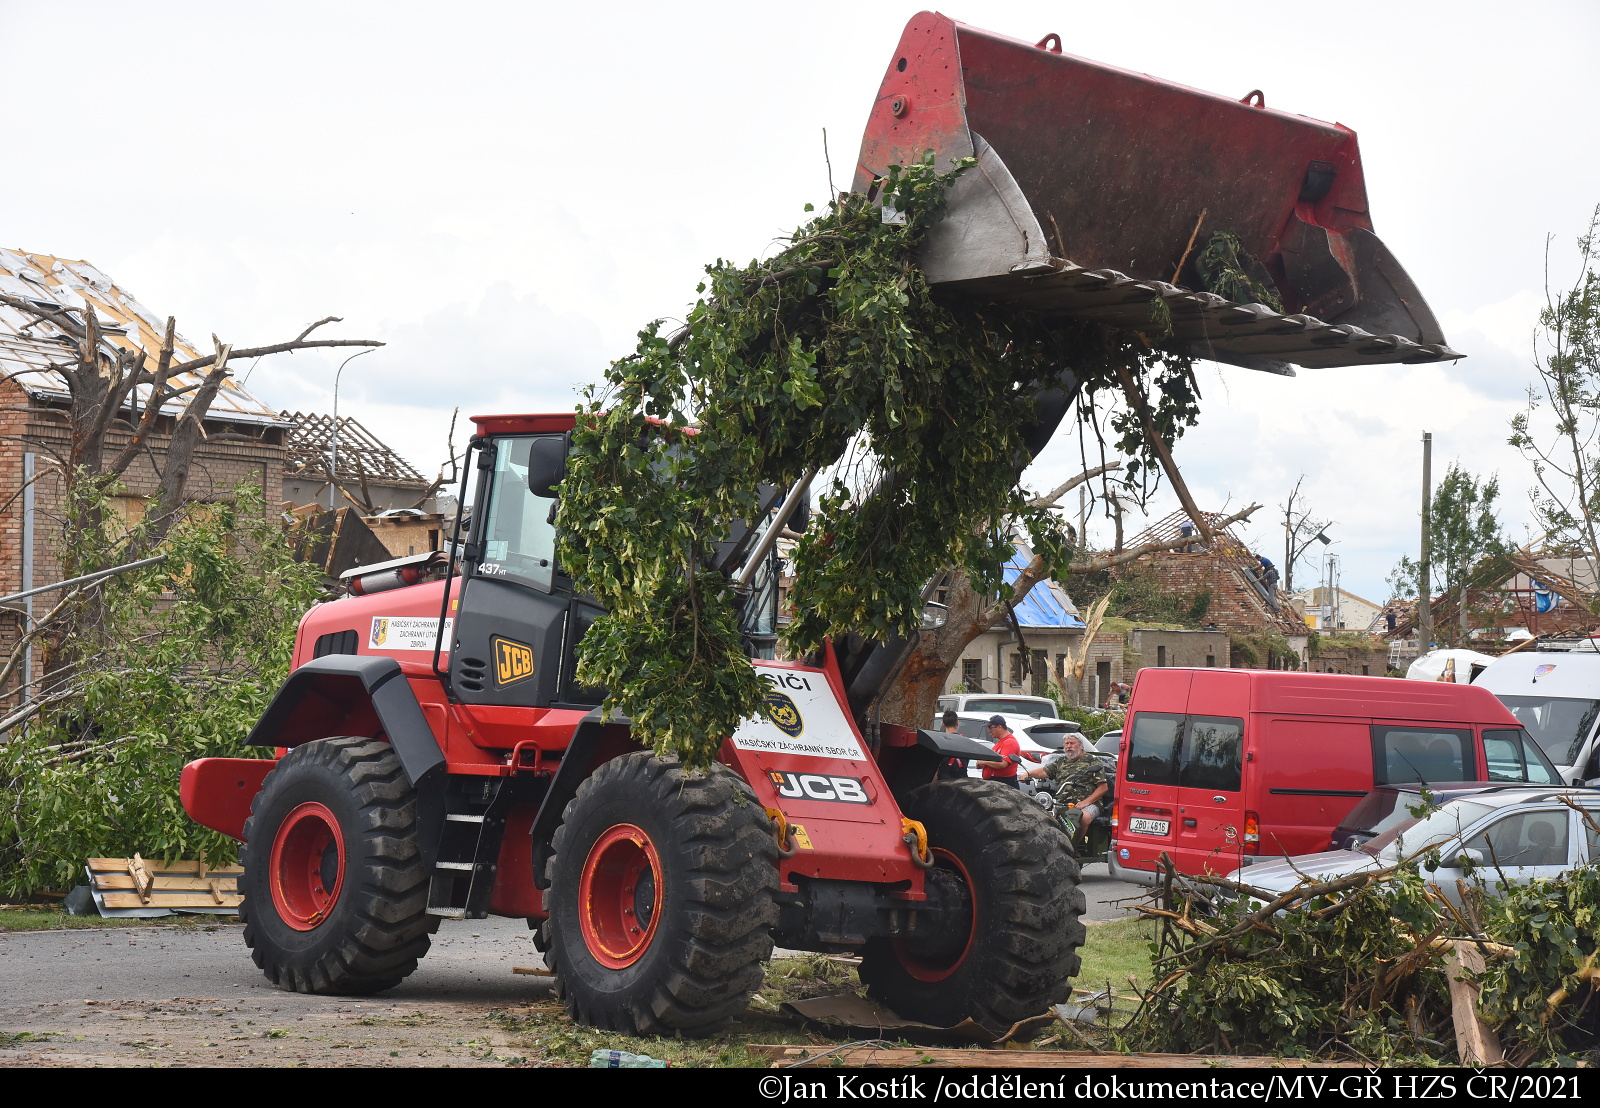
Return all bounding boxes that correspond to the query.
[1182,716,1244,792]
[1371,726,1475,785]
[937,697,958,713]
[1126,713,1185,786]
[1496,695,1600,766]
[1483,728,1560,784]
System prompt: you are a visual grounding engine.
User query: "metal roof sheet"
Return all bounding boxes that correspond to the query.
[0,248,281,424]
[1002,546,1085,629]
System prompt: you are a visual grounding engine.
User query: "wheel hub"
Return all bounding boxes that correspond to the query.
[578,824,665,969]
[269,801,346,931]
[891,849,975,981]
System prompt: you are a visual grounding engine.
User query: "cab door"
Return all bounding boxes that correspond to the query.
[1432,806,1576,907]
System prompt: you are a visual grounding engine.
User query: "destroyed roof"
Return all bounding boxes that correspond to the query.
[281,410,429,487]
[1126,508,1311,637]
[0,248,281,424]
[1002,546,1085,629]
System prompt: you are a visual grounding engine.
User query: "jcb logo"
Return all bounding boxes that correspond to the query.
[493,636,535,686]
[768,771,870,805]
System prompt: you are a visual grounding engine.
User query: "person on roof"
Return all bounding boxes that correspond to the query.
[1257,556,1281,612]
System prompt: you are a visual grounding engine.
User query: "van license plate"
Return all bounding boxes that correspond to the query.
[1128,817,1170,836]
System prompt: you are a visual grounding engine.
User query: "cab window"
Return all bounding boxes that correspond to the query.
[477,436,558,592]
[1483,728,1560,784]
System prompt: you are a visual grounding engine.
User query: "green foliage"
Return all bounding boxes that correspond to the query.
[1126,866,1448,1061]
[1125,851,1600,1064]
[1228,631,1301,670]
[1510,205,1600,574]
[1389,463,1508,601]
[1043,682,1121,741]
[0,486,323,897]
[559,155,1195,765]
[1077,566,1209,629]
[1477,859,1600,1065]
[1195,231,1283,312]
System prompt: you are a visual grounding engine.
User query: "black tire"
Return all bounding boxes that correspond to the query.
[240,737,437,994]
[858,779,1085,1035]
[544,752,777,1035]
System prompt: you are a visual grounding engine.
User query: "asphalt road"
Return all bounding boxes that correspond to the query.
[0,870,1145,1066]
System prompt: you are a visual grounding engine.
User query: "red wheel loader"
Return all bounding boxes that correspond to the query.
[180,13,1455,1036]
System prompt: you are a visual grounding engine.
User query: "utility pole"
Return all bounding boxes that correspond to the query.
[1419,432,1433,652]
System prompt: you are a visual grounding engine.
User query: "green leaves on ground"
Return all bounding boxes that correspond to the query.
[0,486,323,897]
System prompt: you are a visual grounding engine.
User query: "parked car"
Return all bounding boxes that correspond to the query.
[1094,729,1123,756]
[936,693,1060,720]
[1228,785,1600,908]
[1107,669,1564,885]
[1472,648,1600,785]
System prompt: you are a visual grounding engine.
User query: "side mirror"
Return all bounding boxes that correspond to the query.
[921,601,949,629]
[1442,847,1484,870]
[527,436,568,498]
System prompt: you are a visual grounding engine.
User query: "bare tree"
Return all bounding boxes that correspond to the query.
[0,295,380,566]
[0,293,380,676]
[1280,475,1332,594]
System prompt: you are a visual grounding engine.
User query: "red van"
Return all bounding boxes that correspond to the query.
[1106,668,1561,883]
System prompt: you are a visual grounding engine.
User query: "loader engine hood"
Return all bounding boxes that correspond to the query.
[855,13,1459,374]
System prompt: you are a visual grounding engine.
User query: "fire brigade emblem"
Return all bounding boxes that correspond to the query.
[370,618,389,647]
[761,690,804,738]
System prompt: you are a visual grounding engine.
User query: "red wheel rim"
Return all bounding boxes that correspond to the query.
[577,824,665,969]
[269,801,346,932]
[892,848,976,982]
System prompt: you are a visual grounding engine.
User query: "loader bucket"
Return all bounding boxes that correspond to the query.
[854,13,1459,373]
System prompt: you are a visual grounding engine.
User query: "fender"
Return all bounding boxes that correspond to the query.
[246,654,445,790]
[528,709,644,890]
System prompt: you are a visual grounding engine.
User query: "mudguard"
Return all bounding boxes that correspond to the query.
[245,654,446,790]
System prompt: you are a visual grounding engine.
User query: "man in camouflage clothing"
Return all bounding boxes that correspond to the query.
[1027,734,1107,835]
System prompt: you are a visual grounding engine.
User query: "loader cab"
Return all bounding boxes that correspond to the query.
[449,425,604,709]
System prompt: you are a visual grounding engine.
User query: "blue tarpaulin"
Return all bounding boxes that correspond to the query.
[1001,547,1085,628]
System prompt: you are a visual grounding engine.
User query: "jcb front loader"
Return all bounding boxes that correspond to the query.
[181,13,1455,1036]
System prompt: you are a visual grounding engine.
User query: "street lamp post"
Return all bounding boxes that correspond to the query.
[329,348,376,510]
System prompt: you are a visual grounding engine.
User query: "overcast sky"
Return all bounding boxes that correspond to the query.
[3,1,1597,606]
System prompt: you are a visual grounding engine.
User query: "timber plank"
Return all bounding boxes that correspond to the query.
[92,875,239,893]
[101,891,242,909]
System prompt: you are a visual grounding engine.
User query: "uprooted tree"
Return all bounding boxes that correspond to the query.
[559,156,1241,765]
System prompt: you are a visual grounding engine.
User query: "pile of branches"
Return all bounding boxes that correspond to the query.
[558,155,1200,765]
[1122,830,1599,1065]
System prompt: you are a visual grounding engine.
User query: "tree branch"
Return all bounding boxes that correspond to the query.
[1027,461,1123,509]
[1113,362,1211,542]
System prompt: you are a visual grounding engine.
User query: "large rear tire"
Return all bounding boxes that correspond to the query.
[544,752,778,1035]
[240,737,436,994]
[858,779,1084,1035]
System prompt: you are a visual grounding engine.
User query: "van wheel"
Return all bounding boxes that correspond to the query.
[240,738,437,994]
[859,780,1084,1035]
[544,752,778,1035]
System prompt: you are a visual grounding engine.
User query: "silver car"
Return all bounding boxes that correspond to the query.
[1227,786,1600,908]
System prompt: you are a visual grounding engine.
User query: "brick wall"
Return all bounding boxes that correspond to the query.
[1134,551,1309,638]
[0,388,287,691]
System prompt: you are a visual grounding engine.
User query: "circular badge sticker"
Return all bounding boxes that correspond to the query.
[761,689,805,738]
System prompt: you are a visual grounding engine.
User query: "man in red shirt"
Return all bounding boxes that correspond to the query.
[977,715,1021,787]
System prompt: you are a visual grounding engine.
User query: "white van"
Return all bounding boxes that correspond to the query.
[1473,649,1600,785]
